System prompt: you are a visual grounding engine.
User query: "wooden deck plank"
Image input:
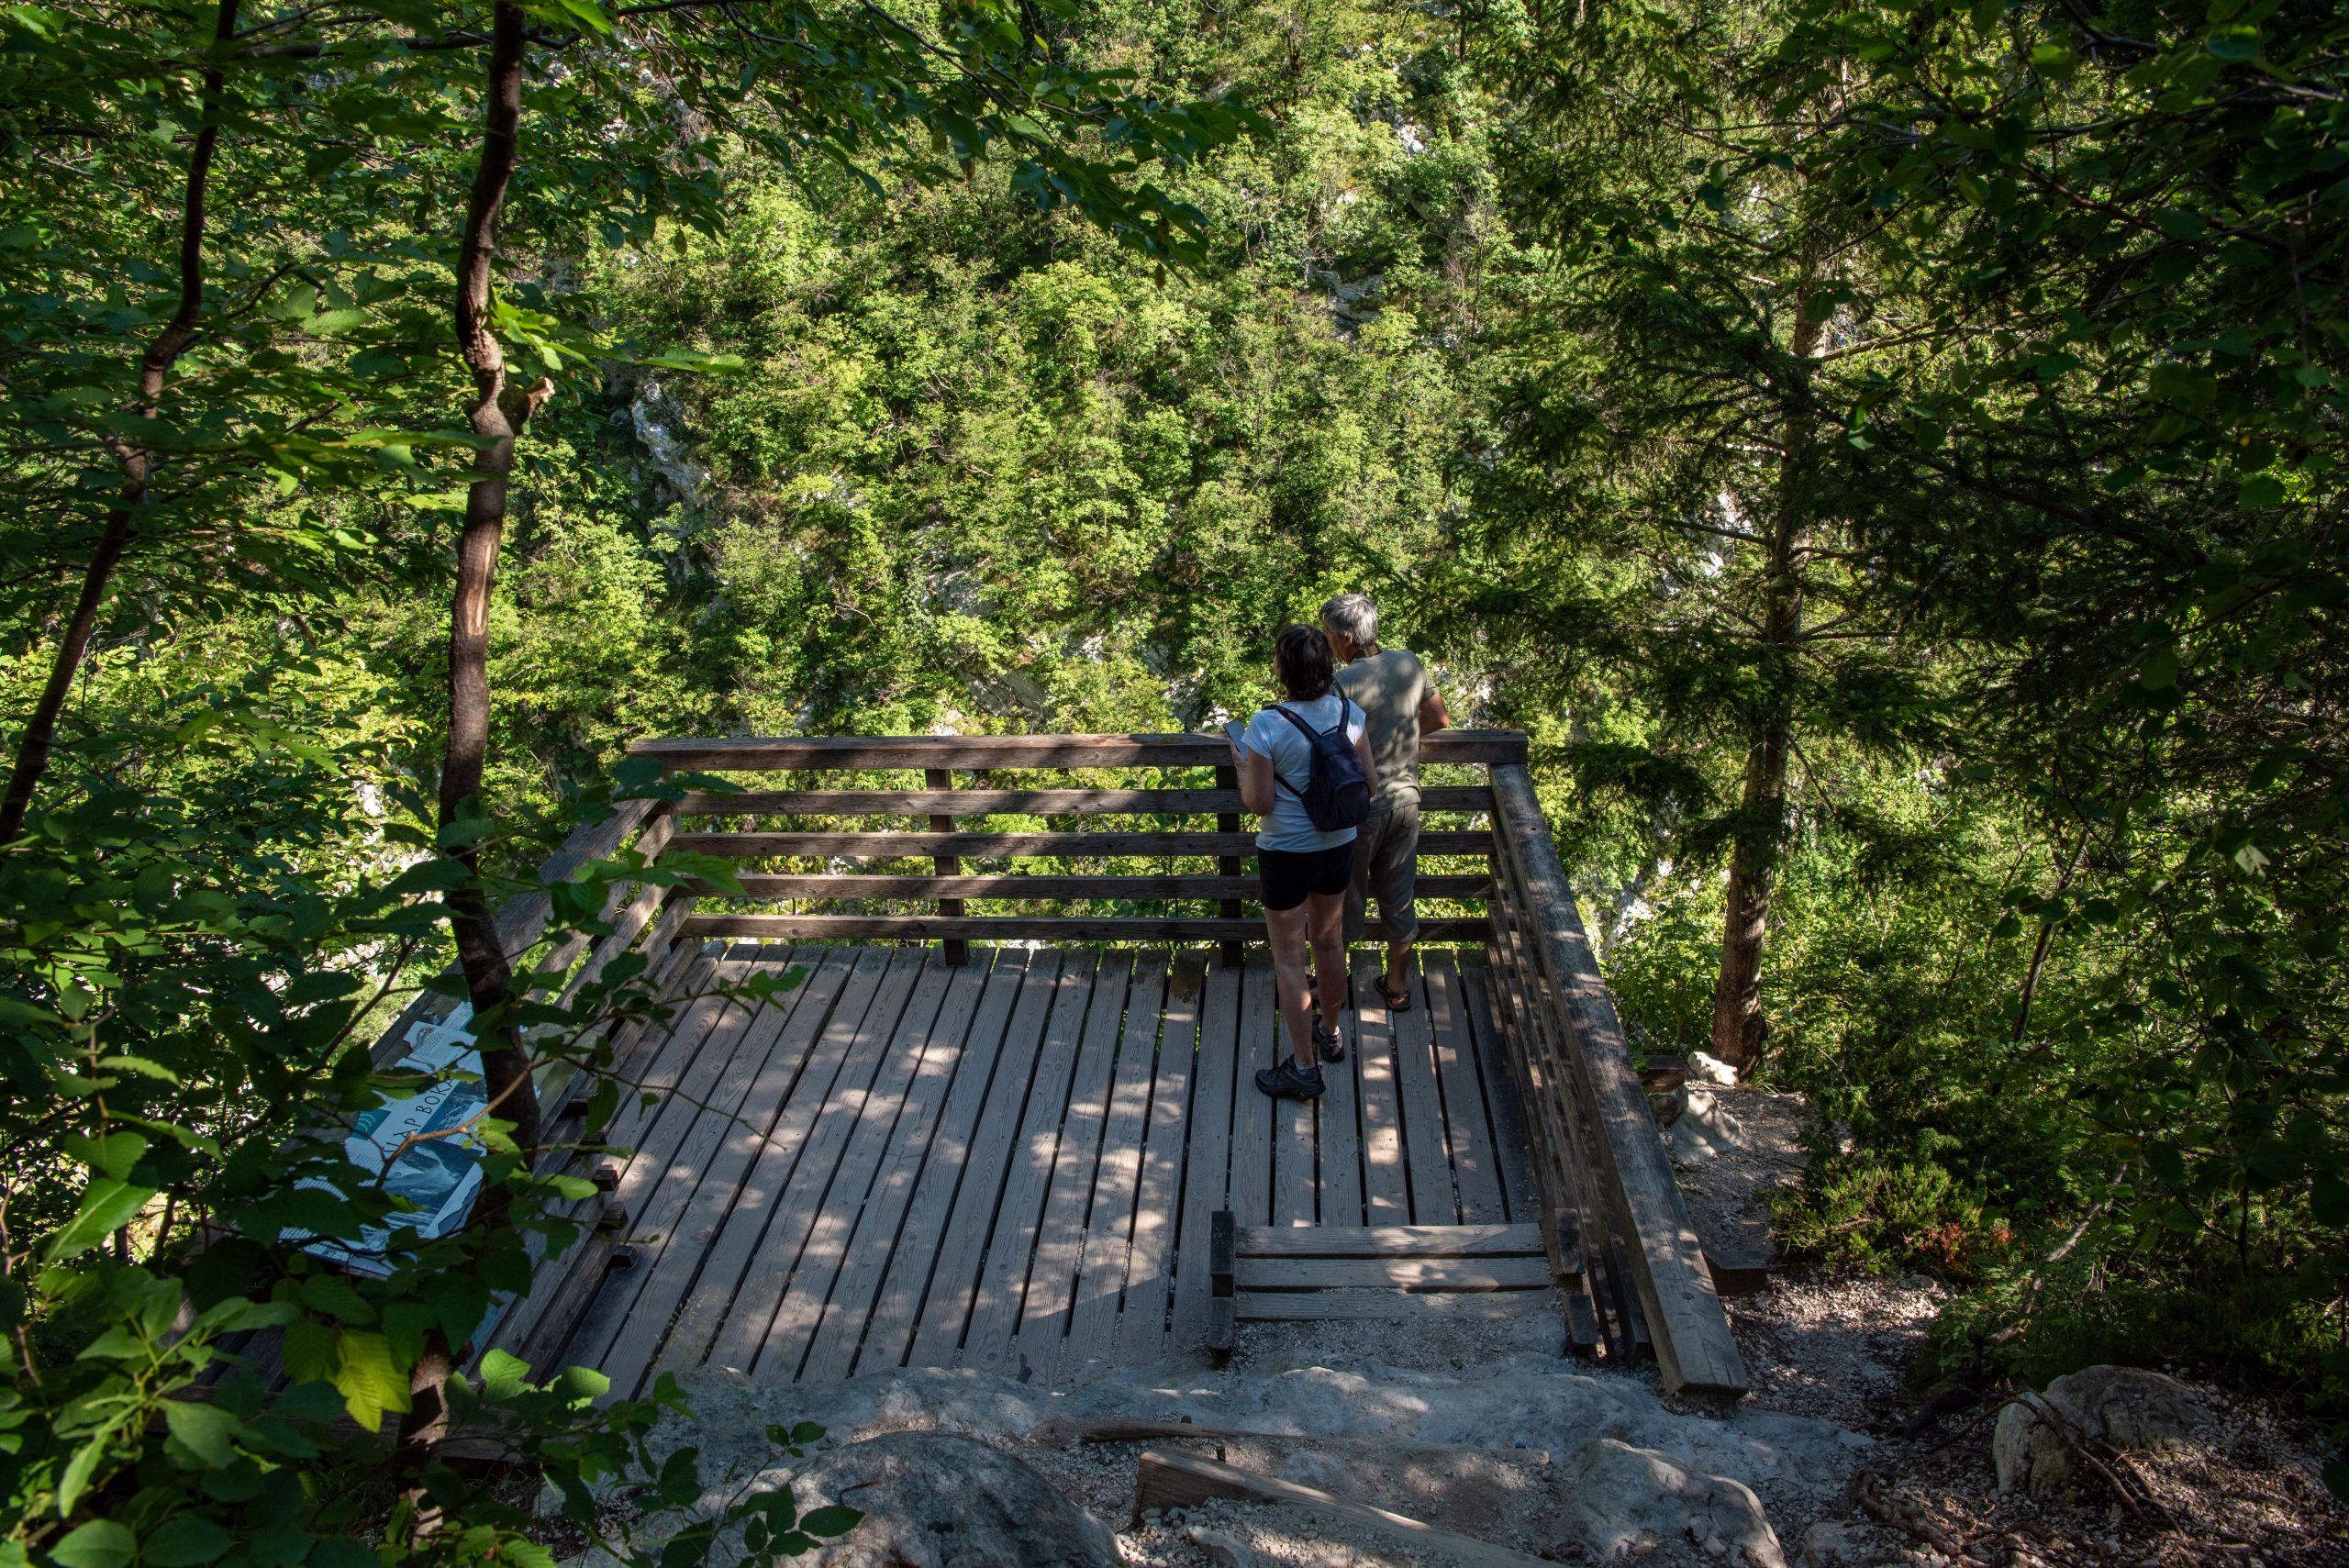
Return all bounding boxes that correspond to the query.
[1352,956,1409,1224]
[1114,952,1202,1362]
[835,951,1040,1377]
[1013,955,1136,1373]
[634,951,863,1381]
[1058,953,1169,1382]
[1225,955,1276,1229]
[1388,964,1456,1226]
[1168,962,1241,1349]
[711,948,927,1376]
[1425,956,1508,1225]
[1317,989,1365,1230]
[562,949,822,1376]
[953,954,1099,1375]
[750,952,963,1379]
[794,954,1010,1382]
[674,947,900,1372]
[901,953,1069,1368]
[1457,959,1542,1226]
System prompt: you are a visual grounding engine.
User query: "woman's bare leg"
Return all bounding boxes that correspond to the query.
[1264,903,1317,1069]
[1307,891,1348,1039]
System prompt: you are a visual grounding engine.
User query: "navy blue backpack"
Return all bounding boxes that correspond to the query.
[1273,698,1373,831]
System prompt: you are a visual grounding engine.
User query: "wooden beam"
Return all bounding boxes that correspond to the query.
[685,873,1493,901]
[923,766,966,966]
[667,829,1493,860]
[1230,1289,1554,1322]
[1233,1256,1553,1291]
[1230,1222,1544,1258]
[1487,763,1746,1396]
[1130,1449,1555,1568]
[673,785,1497,817]
[629,731,1529,772]
[677,914,1497,943]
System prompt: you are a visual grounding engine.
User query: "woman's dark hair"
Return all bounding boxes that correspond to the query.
[1274,623,1335,701]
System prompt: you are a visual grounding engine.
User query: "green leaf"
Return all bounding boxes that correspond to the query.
[45,1181,158,1262]
[2154,207,2206,241]
[162,1401,242,1468]
[657,1446,703,1506]
[801,1506,862,1538]
[2237,474,2286,507]
[330,1330,409,1430]
[50,1522,134,1568]
[142,1518,231,1568]
[2137,647,2180,689]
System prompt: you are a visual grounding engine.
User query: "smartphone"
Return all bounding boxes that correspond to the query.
[1223,718,1248,752]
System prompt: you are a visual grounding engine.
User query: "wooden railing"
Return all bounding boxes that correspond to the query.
[1480,763,1749,1396]
[320,730,1743,1401]
[623,730,1527,957]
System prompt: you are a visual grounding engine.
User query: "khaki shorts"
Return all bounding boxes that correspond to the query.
[1343,800,1419,945]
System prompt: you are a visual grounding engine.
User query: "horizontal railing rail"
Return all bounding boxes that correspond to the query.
[627,729,1528,771]
[673,784,1498,817]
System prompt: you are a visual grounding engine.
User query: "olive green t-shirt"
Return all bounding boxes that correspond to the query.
[1333,648,1431,814]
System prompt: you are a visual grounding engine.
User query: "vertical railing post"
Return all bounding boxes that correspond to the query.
[925,766,967,965]
[1215,760,1244,969]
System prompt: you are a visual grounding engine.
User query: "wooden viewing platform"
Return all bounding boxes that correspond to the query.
[351,730,1749,1399]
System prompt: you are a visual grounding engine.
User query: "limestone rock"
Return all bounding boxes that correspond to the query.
[1992,1366,2213,1496]
[788,1431,1118,1567]
[1688,1051,1740,1086]
[1560,1439,1787,1567]
[1672,1085,1751,1162]
[1186,1525,1260,1568]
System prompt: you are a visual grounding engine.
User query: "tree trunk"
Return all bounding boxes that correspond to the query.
[440,0,546,1174]
[1707,296,1823,1077]
[402,0,542,1472]
[0,0,240,844]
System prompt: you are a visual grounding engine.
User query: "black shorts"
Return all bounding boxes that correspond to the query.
[1257,842,1355,912]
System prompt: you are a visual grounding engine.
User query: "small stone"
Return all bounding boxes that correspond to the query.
[1186,1526,1257,1568]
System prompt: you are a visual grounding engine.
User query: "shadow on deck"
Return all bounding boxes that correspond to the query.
[546,943,1542,1395]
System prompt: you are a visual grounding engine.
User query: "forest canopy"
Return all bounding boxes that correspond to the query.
[2,0,2344,1556]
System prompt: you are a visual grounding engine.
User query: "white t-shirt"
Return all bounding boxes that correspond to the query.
[1241,693,1368,853]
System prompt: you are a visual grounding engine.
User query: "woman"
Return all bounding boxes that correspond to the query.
[1229,624,1378,1099]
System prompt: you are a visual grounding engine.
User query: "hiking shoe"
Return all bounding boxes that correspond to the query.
[1255,1059,1326,1100]
[1315,1024,1345,1064]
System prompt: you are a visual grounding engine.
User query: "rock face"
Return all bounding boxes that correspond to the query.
[788,1431,1118,1567]
[1992,1365,2214,1495]
[1672,1085,1751,1162]
[1560,1439,1787,1567]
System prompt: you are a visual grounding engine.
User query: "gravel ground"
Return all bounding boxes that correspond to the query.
[1673,1088,2349,1566]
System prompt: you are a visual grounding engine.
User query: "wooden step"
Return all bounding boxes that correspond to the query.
[1235,1288,1555,1323]
[1235,1255,1553,1292]
[1231,1222,1550,1260]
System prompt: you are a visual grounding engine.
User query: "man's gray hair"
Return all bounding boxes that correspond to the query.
[1320,592,1379,652]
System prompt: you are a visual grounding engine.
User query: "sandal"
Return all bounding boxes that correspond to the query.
[1375,974,1412,1012]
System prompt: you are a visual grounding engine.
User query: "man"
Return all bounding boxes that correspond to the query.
[1322,592,1451,1012]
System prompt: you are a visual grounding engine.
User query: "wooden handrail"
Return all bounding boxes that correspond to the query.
[1486,764,1747,1396]
[667,829,1495,860]
[684,873,1495,901]
[681,914,1495,943]
[627,729,1529,771]
[673,785,1497,817]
